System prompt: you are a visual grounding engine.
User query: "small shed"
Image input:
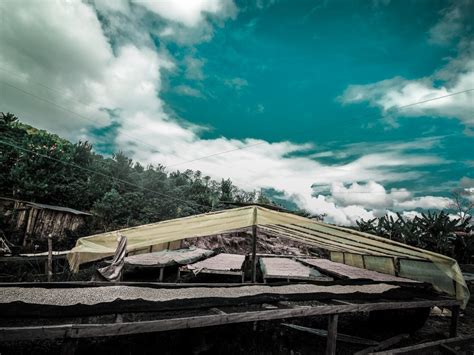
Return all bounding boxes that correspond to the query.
[0,197,91,245]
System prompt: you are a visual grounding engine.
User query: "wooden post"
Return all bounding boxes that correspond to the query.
[325,314,339,355]
[47,234,53,282]
[60,339,78,355]
[450,305,460,337]
[159,268,164,282]
[251,224,257,283]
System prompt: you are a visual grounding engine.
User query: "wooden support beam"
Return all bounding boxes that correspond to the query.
[209,308,226,315]
[282,323,377,345]
[440,344,460,354]
[60,339,79,355]
[450,305,460,337]
[368,335,474,354]
[251,224,257,283]
[325,314,339,355]
[47,234,53,282]
[354,334,409,355]
[158,268,164,282]
[0,299,460,342]
[331,299,353,305]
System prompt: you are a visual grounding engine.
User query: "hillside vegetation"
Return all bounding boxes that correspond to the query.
[0,113,276,242]
[0,112,472,263]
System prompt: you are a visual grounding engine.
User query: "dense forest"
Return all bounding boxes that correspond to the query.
[1,112,472,263]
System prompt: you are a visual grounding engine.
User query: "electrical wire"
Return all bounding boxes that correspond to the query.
[0,78,266,169]
[1,73,473,181]
[0,139,211,210]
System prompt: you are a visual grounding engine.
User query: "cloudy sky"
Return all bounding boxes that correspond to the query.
[1,0,473,225]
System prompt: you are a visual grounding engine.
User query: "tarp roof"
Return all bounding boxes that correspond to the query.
[67,205,469,306]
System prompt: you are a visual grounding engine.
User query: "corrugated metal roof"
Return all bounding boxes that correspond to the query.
[0,197,91,216]
[27,202,92,216]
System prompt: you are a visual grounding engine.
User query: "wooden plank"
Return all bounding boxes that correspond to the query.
[331,299,353,305]
[209,308,226,315]
[369,335,474,354]
[0,299,460,341]
[47,234,53,282]
[282,323,377,345]
[264,275,333,282]
[199,269,243,276]
[60,338,79,355]
[440,344,460,354]
[326,314,338,355]
[0,281,254,289]
[260,257,333,282]
[450,305,460,337]
[298,258,418,284]
[354,334,409,355]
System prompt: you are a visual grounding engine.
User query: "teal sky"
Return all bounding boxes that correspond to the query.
[1,0,473,224]
[160,0,473,196]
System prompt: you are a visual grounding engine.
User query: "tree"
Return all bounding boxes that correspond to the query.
[356,212,473,263]
[451,188,473,223]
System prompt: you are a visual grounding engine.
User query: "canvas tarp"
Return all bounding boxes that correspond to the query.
[67,205,469,306]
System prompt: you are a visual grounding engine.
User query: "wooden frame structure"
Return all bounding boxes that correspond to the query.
[259,256,333,283]
[0,298,461,355]
[0,281,462,355]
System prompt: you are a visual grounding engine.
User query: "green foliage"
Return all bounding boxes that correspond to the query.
[1,113,297,245]
[356,212,474,263]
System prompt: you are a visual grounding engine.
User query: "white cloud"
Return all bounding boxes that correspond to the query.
[175,85,203,97]
[184,55,205,80]
[224,77,249,90]
[396,196,453,210]
[93,0,130,14]
[0,0,456,227]
[329,181,411,209]
[0,0,113,135]
[428,0,472,45]
[133,0,237,27]
[339,1,474,133]
[340,72,474,130]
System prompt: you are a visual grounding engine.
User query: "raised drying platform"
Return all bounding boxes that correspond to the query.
[298,258,419,284]
[0,280,434,319]
[0,287,460,342]
[179,253,246,281]
[124,247,213,268]
[260,257,333,282]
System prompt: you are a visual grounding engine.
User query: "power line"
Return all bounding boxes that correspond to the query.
[0,80,161,152]
[0,136,449,199]
[0,139,211,210]
[0,78,265,169]
[167,141,265,168]
[394,89,474,110]
[1,75,473,172]
[0,67,93,108]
